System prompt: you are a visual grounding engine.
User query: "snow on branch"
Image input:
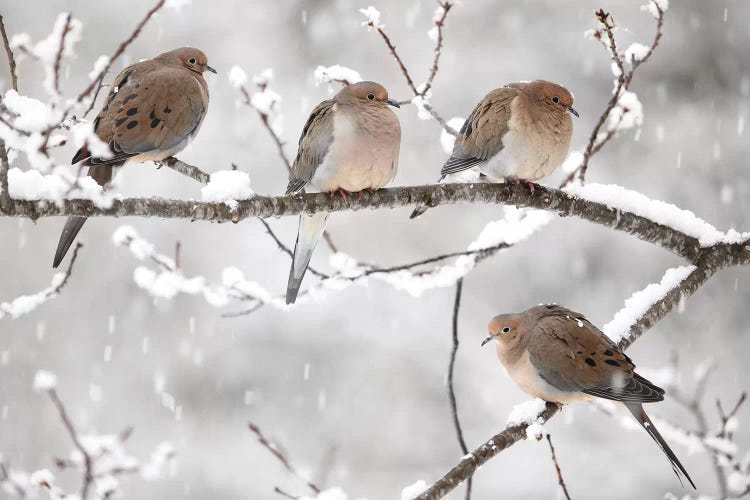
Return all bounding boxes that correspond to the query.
[413,248,732,498]
[0,242,82,320]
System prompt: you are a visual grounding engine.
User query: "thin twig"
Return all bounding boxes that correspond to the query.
[156,157,211,185]
[571,5,664,184]
[48,388,93,500]
[52,13,73,95]
[274,487,299,499]
[421,1,453,97]
[256,218,328,279]
[367,16,457,135]
[0,461,26,498]
[545,434,572,500]
[248,421,321,494]
[0,14,18,91]
[446,278,471,499]
[0,138,10,214]
[75,0,166,104]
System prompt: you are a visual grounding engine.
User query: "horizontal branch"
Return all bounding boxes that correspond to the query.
[1,182,736,264]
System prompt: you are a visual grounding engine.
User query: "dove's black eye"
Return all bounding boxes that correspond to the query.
[367,93,375,100]
[502,327,511,333]
[188,57,196,64]
[551,96,559,103]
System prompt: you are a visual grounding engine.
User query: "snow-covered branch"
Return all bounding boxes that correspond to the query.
[413,254,736,499]
[0,242,82,320]
[0,371,173,499]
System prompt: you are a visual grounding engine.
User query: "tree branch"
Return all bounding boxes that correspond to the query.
[545,434,572,500]
[446,278,470,499]
[415,246,745,499]
[0,139,10,214]
[48,388,94,500]
[156,156,211,185]
[1,182,732,264]
[0,14,18,91]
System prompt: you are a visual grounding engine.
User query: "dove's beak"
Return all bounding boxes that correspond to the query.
[385,98,401,108]
[481,336,493,347]
[568,106,579,117]
[204,64,217,74]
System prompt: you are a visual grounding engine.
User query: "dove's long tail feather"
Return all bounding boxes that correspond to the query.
[286,211,330,304]
[52,165,113,268]
[53,216,87,268]
[625,402,696,489]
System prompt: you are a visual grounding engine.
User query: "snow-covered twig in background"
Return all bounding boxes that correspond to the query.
[232,67,289,173]
[360,5,457,135]
[0,242,82,320]
[112,225,279,310]
[248,421,321,497]
[565,2,665,184]
[5,371,175,500]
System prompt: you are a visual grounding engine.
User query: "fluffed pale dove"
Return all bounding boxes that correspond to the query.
[285,81,401,304]
[482,304,695,488]
[52,47,215,268]
[410,80,577,218]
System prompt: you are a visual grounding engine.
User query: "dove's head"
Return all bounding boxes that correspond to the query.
[515,80,578,118]
[335,81,400,109]
[482,313,528,350]
[159,47,217,75]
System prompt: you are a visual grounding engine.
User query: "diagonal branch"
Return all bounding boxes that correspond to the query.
[415,255,727,499]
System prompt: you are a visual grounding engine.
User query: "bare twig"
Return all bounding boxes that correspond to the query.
[256,218,328,279]
[569,5,664,184]
[239,85,292,174]
[545,434,572,500]
[48,388,93,500]
[0,14,18,91]
[0,461,26,498]
[248,421,321,494]
[0,138,10,214]
[75,0,166,104]
[52,13,73,95]
[446,278,471,499]
[366,11,457,135]
[274,487,300,499]
[156,156,211,185]
[421,1,453,97]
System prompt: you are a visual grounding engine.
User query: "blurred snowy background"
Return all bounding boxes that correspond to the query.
[1,0,750,498]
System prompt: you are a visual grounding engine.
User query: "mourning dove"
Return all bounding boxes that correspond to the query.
[482,304,695,488]
[410,80,577,218]
[52,47,215,268]
[285,81,401,304]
